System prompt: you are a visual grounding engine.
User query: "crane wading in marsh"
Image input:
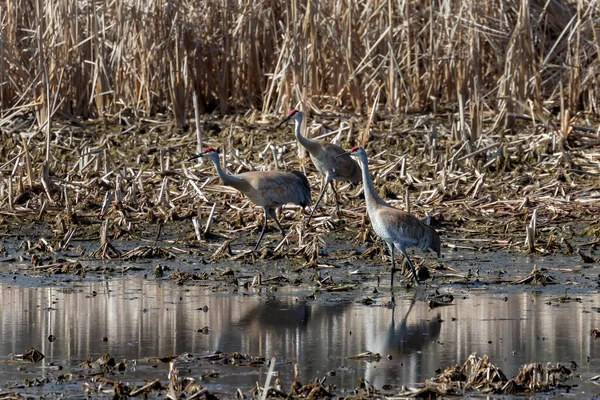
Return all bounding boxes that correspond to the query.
[188,148,311,251]
[278,110,361,225]
[340,146,441,286]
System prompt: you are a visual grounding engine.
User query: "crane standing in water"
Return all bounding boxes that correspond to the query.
[340,146,441,286]
[278,110,361,225]
[188,148,311,251]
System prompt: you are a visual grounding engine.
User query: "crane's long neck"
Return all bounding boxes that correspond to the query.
[358,154,386,210]
[294,119,319,153]
[210,156,245,190]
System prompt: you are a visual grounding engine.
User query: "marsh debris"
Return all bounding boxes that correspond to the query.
[347,351,381,362]
[15,348,45,363]
[554,289,582,304]
[78,357,213,399]
[33,261,85,276]
[78,354,116,373]
[211,240,233,259]
[509,362,572,394]
[121,245,178,260]
[427,292,454,309]
[513,266,558,285]
[426,353,572,396]
[577,248,596,263]
[359,297,376,305]
[196,326,210,335]
[167,268,210,283]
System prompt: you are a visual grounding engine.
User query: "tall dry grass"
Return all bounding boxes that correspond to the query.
[1,0,599,125]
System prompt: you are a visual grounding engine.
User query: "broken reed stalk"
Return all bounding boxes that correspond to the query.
[204,203,217,235]
[153,222,163,244]
[525,209,538,253]
[62,186,71,214]
[273,230,293,253]
[361,87,381,146]
[261,357,277,400]
[37,199,46,220]
[95,218,120,259]
[130,379,161,397]
[7,176,13,209]
[471,173,486,199]
[193,92,203,160]
[40,162,52,201]
[100,218,109,253]
[21,138,33,188]
[59,228,76,251]
[296,107,307,160]
[33,0,52,163]
[192,217,202,241]
[114,175,122,204]
[270,145,281,170]
[100,192,114,218]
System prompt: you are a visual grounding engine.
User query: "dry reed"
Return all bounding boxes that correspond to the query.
[1,0,599,121]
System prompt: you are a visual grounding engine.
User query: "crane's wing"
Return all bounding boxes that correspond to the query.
[240,171,311,208]
[322,142,361,183]
[375,206,441,256]
[289,170,311,206]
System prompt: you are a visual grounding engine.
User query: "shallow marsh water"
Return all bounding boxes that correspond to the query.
[1,249,600,398]
[1,225,599,398]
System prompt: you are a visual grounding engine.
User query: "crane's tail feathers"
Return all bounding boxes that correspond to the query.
[290,170,311,207]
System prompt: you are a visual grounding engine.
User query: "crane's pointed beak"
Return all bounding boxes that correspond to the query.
[277,114,293,128]
[187,153,204,162]
[335,151,352,159]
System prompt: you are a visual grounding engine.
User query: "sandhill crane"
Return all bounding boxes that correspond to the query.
[278,110,360,224]
[188,148,311,251]
[341,146,441,286]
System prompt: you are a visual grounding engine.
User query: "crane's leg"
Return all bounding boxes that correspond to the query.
[268,208,285,237]
[387,242,396,287]
[306,177,330,225]
[254,208,270,251]
[329,181,340,213]
[398,245,420,286]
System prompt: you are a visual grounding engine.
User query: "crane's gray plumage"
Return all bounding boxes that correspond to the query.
[189,148,311,250]
[345,146,440,286]
[279,110,360,224]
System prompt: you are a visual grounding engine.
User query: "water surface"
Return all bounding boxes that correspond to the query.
[1,278,600,397]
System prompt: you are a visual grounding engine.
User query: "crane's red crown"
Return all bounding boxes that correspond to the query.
[351,146,360,152]
[289,109,299,115]
[204,147,217,153]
